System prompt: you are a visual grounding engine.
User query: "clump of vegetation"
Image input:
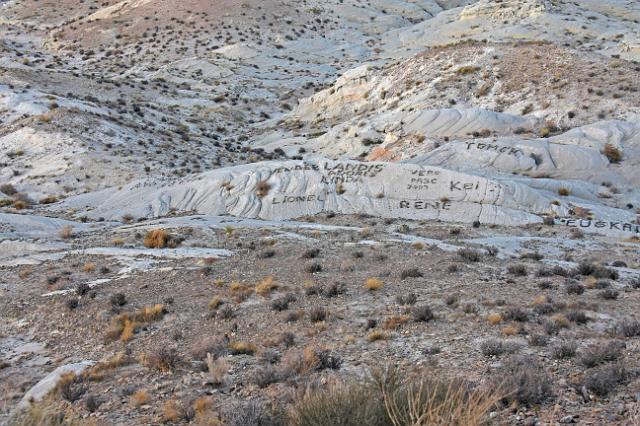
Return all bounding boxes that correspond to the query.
[396,292,417,306]
[364,278,383,291]
[255,276,278,296]
[566,281,585,295]
[256,180,271,197]
[487,313,503,325]
[308,307,328,322]
[579,341,624,368]
[614,318,640,337]
[106,304,167,342]
[145,347,180,373]
[507,264,527,276]
[367,330,390,342]
[584,362,627,397]
[602,143,622,163]
[493,356,553,405]
[413,305,434,322]
[550,341,577,359]
[457,248,482,262]
[143,229,181,249]
[400,268,422,280]
[288,365,500,426]
[229,341,257,355]
[130,389,150,407]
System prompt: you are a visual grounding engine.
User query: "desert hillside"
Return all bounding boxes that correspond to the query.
[1,0,640,425]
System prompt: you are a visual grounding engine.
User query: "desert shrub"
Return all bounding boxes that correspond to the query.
[487,313,503,325]
[191,336,229,360]
[66,299,79,310]
[600,288,619,300]
[146,347,180,372]
[56,373,86,402]
[110,293,127,308]
[584,362,627,397]
[528,334,549,347]
[75,283,90,296]
[536,267,553,277]
[504,306,529,322]
[218,305,236,319]
[288,365,499,426]
[58,225,74,239]
[302,248,320,259]
[400,268,422,280]
[105,304,167,342]
[0,183,17,195]
[566,310,590,324]
[494,356,553,405]
[384,316,410,330]
[142,229,180,248]
[272,294,295,311]
[444,294,459,307]
[222,399,280,426]
[480,339,518,357]
[323,282,346,298]
[229,341,257,356]
[367,330,390,342]
[602,143,622,163]
[614,318,640,337]
[258,249,276,259]
[364,278,383,291]
[396,292,418,305]
[256,276,278,296]
[253,365,281,388]
[308,307,327,322]
[566,281,584,295]
[457,248,482,262]
[305,262,322,273]
[413,305,434,322]
[260,349,281,365]
[256,180,271,197]
[533,302,555,315]
[550,341,577,359]
[537,281,554,290]
[507,264,527,276]
[575,262,618,280]
[579,341,624,368]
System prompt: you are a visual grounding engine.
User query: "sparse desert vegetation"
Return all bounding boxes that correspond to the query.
[1,0,640,424]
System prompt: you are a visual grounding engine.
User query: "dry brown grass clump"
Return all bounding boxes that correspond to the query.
[106,304,166,342]
[558,187,570,196]
[229,341,257,355]
[143,229,169,248]
[487,313,503,325]
[229,281,253,302]
[82,262,96,273]
[256,180,271,197]
[59,225,74,239]
[602,143,622,163]
[84,352,130,381]
[255,276,278,296]
[206,353,229,385]
[289,365,501,425]
[364,278,383,291]
[367,330,390,342]
[130,389,150,407]
[384,316,410,330]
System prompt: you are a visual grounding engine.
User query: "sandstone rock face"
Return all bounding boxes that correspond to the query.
[62,153,639,237]
[16,361,94,411]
